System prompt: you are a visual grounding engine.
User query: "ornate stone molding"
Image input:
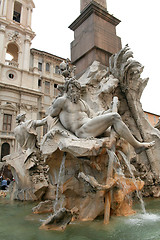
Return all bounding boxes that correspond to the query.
[16,103,38,111]
[7,30,21,45]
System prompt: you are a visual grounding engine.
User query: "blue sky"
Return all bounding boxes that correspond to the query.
[31,0,160,115]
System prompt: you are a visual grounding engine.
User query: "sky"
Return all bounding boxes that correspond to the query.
[31,0,160,115]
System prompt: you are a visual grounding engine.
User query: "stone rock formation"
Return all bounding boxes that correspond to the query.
[40,208,73,231]
[5,150,49,201]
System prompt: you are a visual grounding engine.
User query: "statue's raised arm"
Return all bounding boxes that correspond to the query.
[14,113,47,152]
[49,97,66,118]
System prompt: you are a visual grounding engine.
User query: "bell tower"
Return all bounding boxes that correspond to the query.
[0,0,35,70]
[69,0,122,76]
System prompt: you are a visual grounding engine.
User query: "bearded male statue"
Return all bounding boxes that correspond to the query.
[48,78,154,154]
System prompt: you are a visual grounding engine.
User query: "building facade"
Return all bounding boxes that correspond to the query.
[0,0,65,160]
[144,111,160,127]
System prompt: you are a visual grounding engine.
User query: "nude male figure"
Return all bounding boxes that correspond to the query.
[49,78,154,154]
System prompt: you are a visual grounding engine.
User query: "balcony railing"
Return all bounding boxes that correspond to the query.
[5,60,19,68]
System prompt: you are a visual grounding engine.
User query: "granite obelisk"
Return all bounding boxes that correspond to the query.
[69,0,122,77]
[80,0,107,12]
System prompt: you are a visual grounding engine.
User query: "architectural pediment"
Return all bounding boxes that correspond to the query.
[0,103,17,111]
[26,0,35,8]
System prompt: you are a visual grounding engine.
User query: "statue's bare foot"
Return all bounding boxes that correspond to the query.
[135,141,155,154]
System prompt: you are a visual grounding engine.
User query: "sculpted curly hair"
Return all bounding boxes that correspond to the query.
[65,78,81,92]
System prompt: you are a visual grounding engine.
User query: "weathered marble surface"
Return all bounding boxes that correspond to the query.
[41,117,110,157]
[5,150,49,201]
[40,208,73,231]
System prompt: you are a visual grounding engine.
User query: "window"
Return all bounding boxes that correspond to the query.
[13,11,21,22]
[3,114,12,131]
[38,62,42,71]
[54,84,59,96]
[38,79,42,87]
[45,81,50,95]
[6,43,19,64]
[1,143,10,161]
[9,73,14,79]
[46,63,50,72]
[55,66,60,74]
[13,1,22,23]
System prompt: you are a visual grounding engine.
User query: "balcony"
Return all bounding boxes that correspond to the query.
[5,60,19,68]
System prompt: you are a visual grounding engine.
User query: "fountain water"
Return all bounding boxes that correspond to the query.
[118,150,146,214]
[53,152,66,213]
[107,150,139,215]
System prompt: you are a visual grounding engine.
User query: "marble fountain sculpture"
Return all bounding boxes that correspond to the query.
[5,45,160,231]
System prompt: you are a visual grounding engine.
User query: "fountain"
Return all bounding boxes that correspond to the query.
[118,150,146,214]
[3,45,160,231]
[53,152,66,213]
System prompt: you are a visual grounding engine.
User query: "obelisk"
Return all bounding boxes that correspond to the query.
[69,0,122,77]
[80,0,107,12]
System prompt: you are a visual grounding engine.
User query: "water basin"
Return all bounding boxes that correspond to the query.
[0,197,160,240]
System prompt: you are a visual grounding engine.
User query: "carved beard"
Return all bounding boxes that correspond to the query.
[68,92,80,103]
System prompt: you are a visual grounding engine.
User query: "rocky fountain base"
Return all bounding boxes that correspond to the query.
[5,128,144,231]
